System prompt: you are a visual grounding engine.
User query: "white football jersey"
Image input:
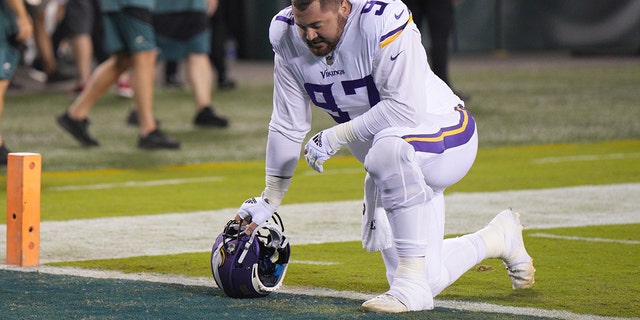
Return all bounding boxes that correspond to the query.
[266,0,463,176]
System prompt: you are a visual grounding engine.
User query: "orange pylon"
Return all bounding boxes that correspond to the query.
[6,153,41,266]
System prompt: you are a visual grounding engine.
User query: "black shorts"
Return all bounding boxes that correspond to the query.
[60,0,102,36]
[152,11,207,41]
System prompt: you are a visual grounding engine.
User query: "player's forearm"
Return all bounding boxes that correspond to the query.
[265,128,302,177]
[263,128,301,207]
[350,98,419,141]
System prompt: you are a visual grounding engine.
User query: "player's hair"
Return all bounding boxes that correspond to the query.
[292,0,343,12]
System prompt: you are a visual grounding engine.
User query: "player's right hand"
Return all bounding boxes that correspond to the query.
[234,214,258,235]
[236,197,276,234]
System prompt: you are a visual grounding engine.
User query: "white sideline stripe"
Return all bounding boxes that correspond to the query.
[0,265,632,320]
[49,177,224,191]
[290,260,340,266]
[532,152,640,164]
[530,233,640,245]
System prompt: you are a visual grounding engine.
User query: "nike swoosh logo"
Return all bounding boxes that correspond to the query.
[395,10,404,19]
[390,51,404,61]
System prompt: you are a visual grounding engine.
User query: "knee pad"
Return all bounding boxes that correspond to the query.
[364,137,428,211]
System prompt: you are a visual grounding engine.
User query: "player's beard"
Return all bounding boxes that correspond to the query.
[306,14,347,57]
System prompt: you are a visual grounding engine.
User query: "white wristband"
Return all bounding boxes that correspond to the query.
[328,121,358,149]
[262,175,291,208]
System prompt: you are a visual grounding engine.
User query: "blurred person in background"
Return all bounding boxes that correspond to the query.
[52,0,133,98]
[0,0,33,164]
[143,0,229,128]
[161,0,237,91]
[404,0,469,100]
[24,0,73,84]
[208,0,236,90]
[56,0,180,149]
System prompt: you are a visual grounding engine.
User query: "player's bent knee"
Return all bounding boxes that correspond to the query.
[365,137,427,210]
[365,136,412,174]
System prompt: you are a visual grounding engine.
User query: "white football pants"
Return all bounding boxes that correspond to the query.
[363,108,484,297]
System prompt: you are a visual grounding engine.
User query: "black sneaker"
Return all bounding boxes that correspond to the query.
[126,110,160,126]
[217,78,237,91]
[165,75,183,88]
[194,107,229,128]
[137,129,180,150]
[8,80,23,91]
[46,70,74,84]
[56,112,100,146]
[0,142,10,166]
[126,110,138,125]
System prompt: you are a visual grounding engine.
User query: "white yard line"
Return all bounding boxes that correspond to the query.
[1,183,638,263]
[532,152,640,164]
[48,177,224,191]
[530,233,640,245]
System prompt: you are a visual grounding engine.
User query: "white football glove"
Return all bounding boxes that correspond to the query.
[304,128,341,173]
[237,197,276,226]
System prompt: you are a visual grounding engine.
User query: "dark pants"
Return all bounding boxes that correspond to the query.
[209,0,236,83]
[52,0,108,63]
[404,0,454,86]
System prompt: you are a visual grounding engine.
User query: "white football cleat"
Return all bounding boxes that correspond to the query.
[361,294,408,313]
[482,209,536,289]
[362,273,434,312]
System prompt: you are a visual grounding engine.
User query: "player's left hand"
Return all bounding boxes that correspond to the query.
[304,128,341,173]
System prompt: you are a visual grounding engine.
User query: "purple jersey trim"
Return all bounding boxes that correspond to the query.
[275,15,294,25]
[402,105,476,154]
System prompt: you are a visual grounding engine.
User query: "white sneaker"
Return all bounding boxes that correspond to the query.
[361,294,408,313]
[116,81,133,98]
[484,209,536,289]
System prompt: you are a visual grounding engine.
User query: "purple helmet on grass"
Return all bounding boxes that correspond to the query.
[211,215,290,298]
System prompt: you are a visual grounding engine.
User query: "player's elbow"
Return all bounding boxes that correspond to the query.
[391,101,420,128]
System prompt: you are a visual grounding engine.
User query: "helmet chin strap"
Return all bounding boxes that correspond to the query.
[238,228,260,264]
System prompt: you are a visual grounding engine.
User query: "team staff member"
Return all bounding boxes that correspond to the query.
[404,0,469,100]
[232,0,534,313]
[150,0,229,128]
[57,0,180,149]
[0,0,33,165]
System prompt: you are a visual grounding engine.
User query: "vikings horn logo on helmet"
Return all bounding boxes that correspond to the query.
[211,213,290,298]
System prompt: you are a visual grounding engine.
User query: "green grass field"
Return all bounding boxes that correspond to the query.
[52,223,640,318]
[41,141,640,318]
[2,55,640,318]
